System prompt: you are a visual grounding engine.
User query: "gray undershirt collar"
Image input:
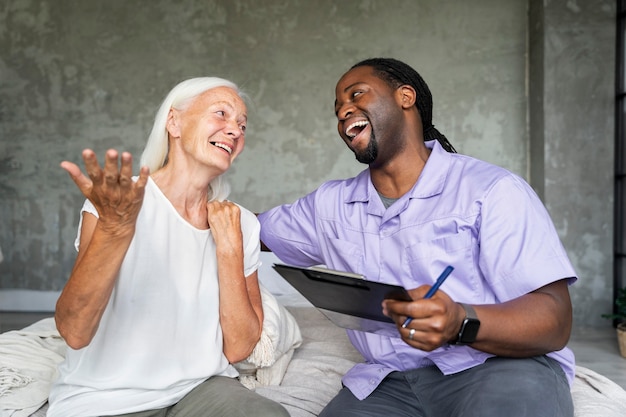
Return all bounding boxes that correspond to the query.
[378,192,399,209]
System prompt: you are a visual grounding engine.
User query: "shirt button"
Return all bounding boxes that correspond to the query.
[370,379,376,385]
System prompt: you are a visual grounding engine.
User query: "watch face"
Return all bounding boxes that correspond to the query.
[459,318,480,344]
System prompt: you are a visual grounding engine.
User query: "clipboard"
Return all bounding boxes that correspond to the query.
[272,263,411,337]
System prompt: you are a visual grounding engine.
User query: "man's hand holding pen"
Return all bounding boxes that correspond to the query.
[383,286,465,351]
[382,266,467,351]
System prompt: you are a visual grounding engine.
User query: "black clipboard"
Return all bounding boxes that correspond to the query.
[272,263,411,336]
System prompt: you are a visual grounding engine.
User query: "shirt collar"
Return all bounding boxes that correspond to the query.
[344,140,451,204]
[409,139,450,199]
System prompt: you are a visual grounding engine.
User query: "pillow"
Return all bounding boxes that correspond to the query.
[234,284,303,388]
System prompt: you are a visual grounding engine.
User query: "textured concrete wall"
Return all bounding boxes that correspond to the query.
[538,0,616,326]
[0,0,616,326]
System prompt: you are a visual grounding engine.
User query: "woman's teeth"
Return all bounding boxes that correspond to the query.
[211,142,233,154]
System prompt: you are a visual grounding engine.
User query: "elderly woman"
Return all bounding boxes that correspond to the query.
[47,78,289,417]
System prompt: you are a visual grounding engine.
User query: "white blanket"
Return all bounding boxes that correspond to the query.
[572,365,626,415]
[0,318,65,417]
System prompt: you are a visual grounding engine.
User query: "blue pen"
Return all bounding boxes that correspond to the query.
[401,265,454,328]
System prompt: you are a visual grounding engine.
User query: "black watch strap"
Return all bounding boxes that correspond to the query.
[453,303,481,345]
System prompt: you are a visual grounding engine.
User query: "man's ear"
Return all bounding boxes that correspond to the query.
[398,85,417,109]
[166,109,181,138]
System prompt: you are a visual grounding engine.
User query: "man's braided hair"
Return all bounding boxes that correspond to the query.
[351,58,456,153]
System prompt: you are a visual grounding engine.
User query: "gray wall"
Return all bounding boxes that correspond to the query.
[533,2,616,326]
[0,0,615,326]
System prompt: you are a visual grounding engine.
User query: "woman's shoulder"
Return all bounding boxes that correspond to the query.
[235,203,254,216]
[234,203,260,227]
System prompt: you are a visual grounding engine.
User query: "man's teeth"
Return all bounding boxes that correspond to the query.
[212,142,233,154]
[345,120,369,138]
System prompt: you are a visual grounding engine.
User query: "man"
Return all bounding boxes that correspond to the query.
[258,58,576,416]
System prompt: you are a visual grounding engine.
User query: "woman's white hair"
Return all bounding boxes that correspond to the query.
[140,77,242,202]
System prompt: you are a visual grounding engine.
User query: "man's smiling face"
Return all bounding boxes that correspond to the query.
[334,66,407,166]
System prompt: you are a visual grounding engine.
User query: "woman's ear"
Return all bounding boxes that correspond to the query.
[398,85,417,109]
[166,108,181,138]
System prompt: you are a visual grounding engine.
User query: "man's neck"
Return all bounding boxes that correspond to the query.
[370,145,431,199]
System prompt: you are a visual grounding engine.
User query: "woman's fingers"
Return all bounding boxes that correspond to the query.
[60,160,93,197]
[62,149,148,221]
[103,149,121,187]
[81,149,104,185]
[118,152,134,190]
[207,201,242,247]
[134,165,150,190]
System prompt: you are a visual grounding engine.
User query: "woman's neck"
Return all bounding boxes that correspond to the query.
[151,166,212,229]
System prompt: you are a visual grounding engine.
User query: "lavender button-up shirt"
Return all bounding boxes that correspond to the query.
[258,140,577,400]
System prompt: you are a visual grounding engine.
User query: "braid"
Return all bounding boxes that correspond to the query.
[351,58,456,153]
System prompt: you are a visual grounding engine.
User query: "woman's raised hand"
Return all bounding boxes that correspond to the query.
[61,149,150,232]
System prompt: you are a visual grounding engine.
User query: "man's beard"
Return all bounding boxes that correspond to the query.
[354,131,378,164]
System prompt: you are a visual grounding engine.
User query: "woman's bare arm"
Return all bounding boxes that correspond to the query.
[55,149,149,349]
[208,201,263,363]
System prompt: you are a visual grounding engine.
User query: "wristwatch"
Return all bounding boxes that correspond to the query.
[453,303,480,345]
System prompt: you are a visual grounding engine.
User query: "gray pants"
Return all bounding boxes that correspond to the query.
[112,376,289,417]
[319,356,574,417]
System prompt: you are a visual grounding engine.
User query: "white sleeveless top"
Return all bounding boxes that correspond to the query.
[48,178,261,417]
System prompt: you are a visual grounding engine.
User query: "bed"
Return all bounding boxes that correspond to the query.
[2,254,626,417]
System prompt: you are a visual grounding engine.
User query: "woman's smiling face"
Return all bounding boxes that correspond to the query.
[170,86,247,173]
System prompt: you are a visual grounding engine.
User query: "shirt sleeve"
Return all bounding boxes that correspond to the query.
[258,189,323,267]
[74,199,98,252]
[477,173,577,301]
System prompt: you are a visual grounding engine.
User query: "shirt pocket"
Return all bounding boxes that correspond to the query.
[321,234,365,275]
[404,229,474,287]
